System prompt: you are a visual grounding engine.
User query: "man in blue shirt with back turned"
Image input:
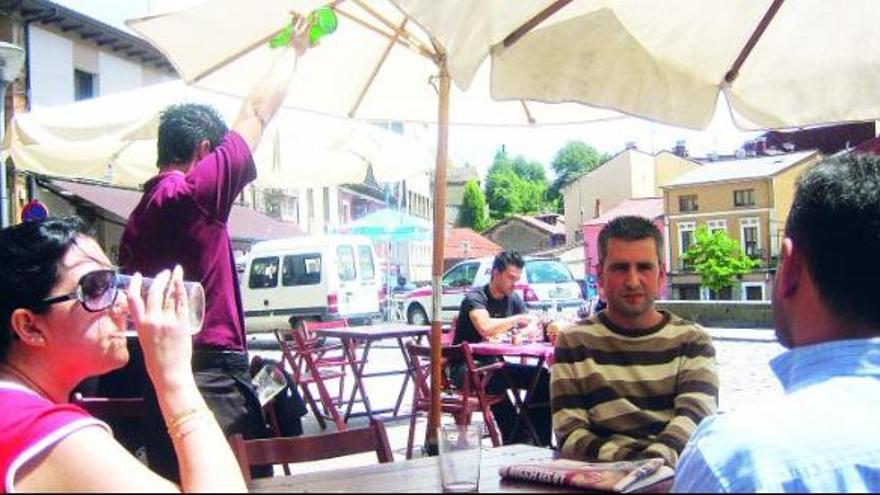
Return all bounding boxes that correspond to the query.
[673,153,880,492]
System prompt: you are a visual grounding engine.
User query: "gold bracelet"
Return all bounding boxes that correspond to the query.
[166,407,210,433]
[169,414,211,441]
[168,410,213,440]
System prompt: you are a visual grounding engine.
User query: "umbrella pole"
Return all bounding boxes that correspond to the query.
[427,58,450,455]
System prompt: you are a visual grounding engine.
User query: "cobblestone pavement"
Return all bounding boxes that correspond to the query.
[250,328,786,473]
[713,337,785,413]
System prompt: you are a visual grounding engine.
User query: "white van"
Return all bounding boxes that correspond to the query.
[241,235,383,332]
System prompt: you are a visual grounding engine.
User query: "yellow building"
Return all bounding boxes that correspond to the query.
[662,151,821,301]
[561,148,702,244]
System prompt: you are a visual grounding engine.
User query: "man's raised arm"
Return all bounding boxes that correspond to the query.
[233,15,311,151]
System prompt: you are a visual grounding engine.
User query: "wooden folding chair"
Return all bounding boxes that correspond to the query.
[404,341,505,459]
[275,319,361,431]
[229,419,393,482]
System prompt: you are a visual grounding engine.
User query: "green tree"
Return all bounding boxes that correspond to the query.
[682,227,760,293]
[549,141,608,205]
[512,156,546,183]
[484,146,553,218]
[458,179,490,231]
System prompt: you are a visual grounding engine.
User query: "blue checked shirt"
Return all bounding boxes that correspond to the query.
[673,337,880,493]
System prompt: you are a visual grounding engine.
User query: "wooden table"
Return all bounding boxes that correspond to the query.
[469,342,555,446]
[248,444,580,493]
[314,322,429,421]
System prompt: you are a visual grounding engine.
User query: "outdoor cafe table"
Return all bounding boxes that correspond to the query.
[468,342,556,446]
[314,322,429,421]
[248,444,572,493]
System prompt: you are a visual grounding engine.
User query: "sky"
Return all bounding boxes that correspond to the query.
[54,0,759,179]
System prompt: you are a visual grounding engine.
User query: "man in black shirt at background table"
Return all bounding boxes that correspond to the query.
[453,251,552,445]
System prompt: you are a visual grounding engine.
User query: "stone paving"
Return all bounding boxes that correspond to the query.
[249,327,787,475]
[713,334,785,413]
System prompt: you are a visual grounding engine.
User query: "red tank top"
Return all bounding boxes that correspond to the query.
[0,382,107,493]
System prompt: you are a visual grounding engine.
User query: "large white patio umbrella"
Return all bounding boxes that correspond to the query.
[4,80,434,188]
[127,0,622,451]
[394,0,880,130]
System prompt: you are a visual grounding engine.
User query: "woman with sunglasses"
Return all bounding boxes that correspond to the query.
[0,217,246,492]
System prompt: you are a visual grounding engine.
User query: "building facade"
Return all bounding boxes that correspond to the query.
[662,151,821,301]
[445,163,480,227]
[483,213,565,255]
[561,149,701,244]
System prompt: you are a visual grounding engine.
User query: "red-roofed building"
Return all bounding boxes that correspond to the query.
[852,135,880,156]
[444,228,502,270]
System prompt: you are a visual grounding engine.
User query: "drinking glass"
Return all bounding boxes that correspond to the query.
[117,274,206,335]
[439,423,482,493]
[252,363,288,406]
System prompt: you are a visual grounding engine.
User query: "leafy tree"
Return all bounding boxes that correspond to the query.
[484,146,552,218]
[458,179,490,231]
[548,141,608,205]
[512,156,546,183]
[682,227,760,293]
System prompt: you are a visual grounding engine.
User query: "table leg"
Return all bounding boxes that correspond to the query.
[507,356,545,445]
[343,339,375,421]
[392,337,414,417]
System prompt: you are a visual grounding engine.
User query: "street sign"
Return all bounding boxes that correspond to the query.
[21,199,48,223]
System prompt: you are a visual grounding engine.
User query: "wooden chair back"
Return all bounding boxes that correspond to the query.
[441,315,458,346]
[71,392,144,419]
[300,318,350,344]
[230,419,393,482]
[406,342,465,400]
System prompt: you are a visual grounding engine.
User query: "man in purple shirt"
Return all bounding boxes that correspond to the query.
[118,18,311,481]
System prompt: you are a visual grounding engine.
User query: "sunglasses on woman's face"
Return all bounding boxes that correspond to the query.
[42,269,120,313]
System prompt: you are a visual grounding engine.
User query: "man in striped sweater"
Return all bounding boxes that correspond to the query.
[551,216,718,467]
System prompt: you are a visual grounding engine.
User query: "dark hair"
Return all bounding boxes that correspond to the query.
[156,103,228,168]
[597,216,663,267]
[492,250,525,274]
[785,153,880,326]
[0,217,86,361]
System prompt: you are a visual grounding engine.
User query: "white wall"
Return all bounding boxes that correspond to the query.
[629,151,657,198]
[143,66,175,86]
[29,24,171,109]
[98,51,143,96]
[29,25,74,108]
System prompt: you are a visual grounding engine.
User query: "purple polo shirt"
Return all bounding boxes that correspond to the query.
[119,131,256,352]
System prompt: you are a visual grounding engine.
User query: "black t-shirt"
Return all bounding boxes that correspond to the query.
[454,284,526,345]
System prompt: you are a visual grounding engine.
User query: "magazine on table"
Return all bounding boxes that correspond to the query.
[499,457,674,493]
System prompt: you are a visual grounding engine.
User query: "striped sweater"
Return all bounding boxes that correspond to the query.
[551,310,718,468]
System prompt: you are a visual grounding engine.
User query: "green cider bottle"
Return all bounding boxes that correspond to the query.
[308,6,338,45]
[268,6,337,49]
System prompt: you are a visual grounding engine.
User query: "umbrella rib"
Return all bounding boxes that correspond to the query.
[724,0,786,84]
[193,30,282,83]
[503,0,575,49]
[351,0,435,57]
[348,18,409,118]
[335,6,434,61]
[519,100,537,125]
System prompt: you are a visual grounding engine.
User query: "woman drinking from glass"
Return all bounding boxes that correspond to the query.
[0,217,245,492]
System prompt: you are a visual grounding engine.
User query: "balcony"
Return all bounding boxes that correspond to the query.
[673,249,777,275]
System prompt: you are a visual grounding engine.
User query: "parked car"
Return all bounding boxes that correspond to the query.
[400,256,584,325]
[241,235,383,332]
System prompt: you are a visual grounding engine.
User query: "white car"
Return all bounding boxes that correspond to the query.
[401,256,584,325]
